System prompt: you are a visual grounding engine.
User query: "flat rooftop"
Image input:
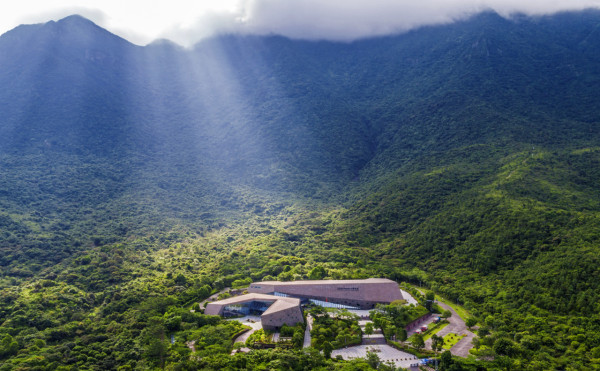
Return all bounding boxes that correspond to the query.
[255,278,397,286]
[248,278,404,310]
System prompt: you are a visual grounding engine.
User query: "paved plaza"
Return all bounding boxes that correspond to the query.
[332,344,420,369]
[228,316,263,344]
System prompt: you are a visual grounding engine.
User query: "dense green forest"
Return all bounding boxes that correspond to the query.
[1,10,600,370]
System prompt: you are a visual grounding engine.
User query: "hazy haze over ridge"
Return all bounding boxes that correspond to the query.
[1,0,600,46]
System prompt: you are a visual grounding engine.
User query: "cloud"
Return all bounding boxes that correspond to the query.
[234,0,481,40]
[158,10,245,47]
[166,0,600,45]
[3,0,600,46]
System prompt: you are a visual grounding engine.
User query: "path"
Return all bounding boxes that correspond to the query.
[228,315,263,344]
[401,289,419,306]
[303,315,313,348]
[425,302,475,357]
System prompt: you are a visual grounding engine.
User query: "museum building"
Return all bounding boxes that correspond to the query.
[204,278,403,330]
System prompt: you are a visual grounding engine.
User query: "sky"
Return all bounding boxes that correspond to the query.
[1,0,600,46]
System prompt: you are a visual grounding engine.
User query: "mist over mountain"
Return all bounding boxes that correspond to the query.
[2,12,600,193]
[1,10,600,370]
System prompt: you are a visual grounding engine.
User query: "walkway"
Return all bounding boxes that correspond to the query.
[401,289,419,306]
[303,315,313,348]
[228,315,263,344]
[359,319,385,345]
[332,344,420,369]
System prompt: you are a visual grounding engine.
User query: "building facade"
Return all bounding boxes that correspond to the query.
[204,278,403,330]
[248,278,403,309]
[204,293,303,331]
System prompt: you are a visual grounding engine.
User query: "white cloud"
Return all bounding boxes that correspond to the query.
[227,0,600,41]
[1,0,600,46]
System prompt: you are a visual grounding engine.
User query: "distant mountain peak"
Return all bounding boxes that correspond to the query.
[146,38,183,50]
[43,14,132,48]
[52,14,106,33]
[57,14,96,24]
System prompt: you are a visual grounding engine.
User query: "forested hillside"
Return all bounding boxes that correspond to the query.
[0,10,599,370]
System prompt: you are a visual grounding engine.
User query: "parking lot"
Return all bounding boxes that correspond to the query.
[331,344,420,369]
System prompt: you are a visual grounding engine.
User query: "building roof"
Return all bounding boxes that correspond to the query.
[256,278,397,286]
[248,278,404,306]
[204,293,304,330]
[204,293,300,316]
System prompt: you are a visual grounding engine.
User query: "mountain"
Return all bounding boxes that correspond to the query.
[0,11,599,370]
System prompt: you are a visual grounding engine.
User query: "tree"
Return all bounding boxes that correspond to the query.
[484,315,496,329]
[397,328,408,342]
[141,317,168,368]
[493,338,519,357]
[364,322,374,335]
[335,308,359,321]
[441,310,452,318]
[174,273,187,285]
[370,311,382,329]
[411,333,425,350]
[323,341,333,359]
[308,266,326,280]
[384,325,396,339]
[432,334,444,353]
[0,335,19,359]
[378,360,398,371]
[425,291,435,311]
[292,331,304,348]
[465,317,477,330]
[477,327,490,337]
[432,334,445,371]
[366,351,380,369]
[440,350,453,370]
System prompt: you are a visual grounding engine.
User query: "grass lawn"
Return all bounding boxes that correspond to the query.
[423,322,449,341]
[435,295,471,321]
[401,282,472,323]
[442,333,466,350]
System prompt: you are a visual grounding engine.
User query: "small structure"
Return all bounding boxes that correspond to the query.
[204,293,303,331]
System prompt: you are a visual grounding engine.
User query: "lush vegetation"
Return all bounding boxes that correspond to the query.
[1,9,600,371]
[309,308,362,352]
[280,323,306,348]
[370,302,428,341]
